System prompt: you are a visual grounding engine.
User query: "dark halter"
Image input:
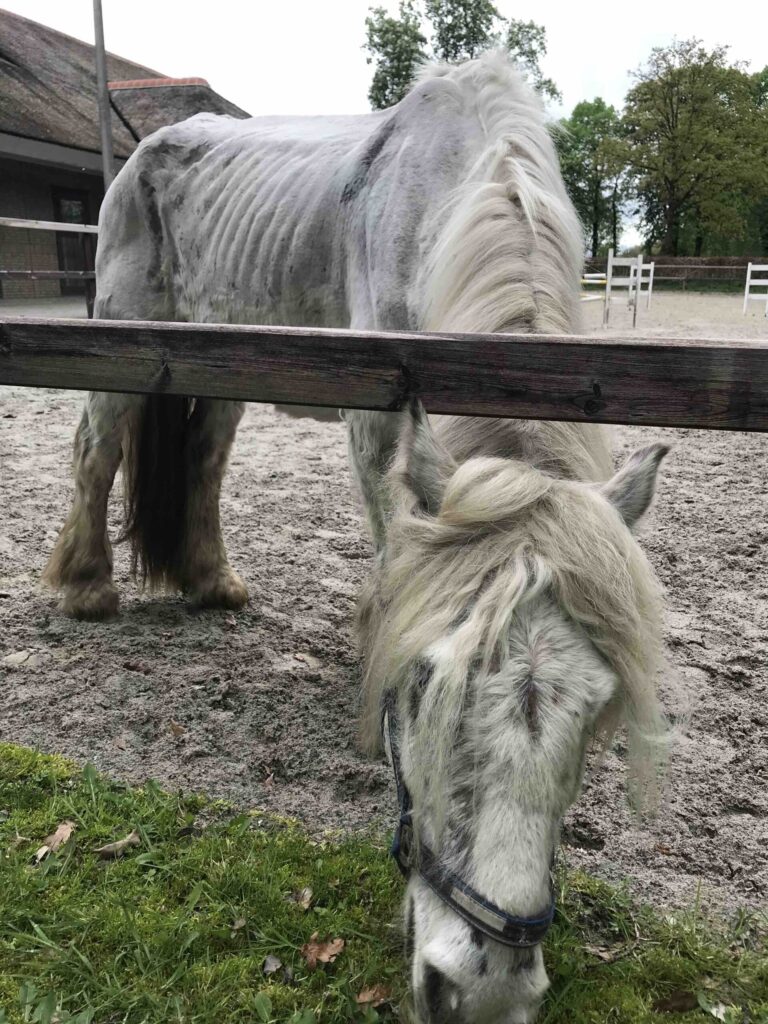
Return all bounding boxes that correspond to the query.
[382,690,556,949]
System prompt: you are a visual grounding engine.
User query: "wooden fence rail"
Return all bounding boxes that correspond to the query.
[1,316,767,432]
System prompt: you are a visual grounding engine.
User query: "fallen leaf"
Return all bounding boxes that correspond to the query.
[653,990,699,1013]
[295,886,313,910]
[262,954,283,975]
[356,985,392,1007]
[698,994,738,1021]
[3,650,30,667]
[232,917,246,931]
[264,771,275,791]
[294,652,322,670]
[123,660,150,674]
[169,720,186,738]
[584,944,622,963]
[94,830,141,859]
[655,843,673,855]
[300,932,345,970]
[33,820,75,863]
[224,614,237,628]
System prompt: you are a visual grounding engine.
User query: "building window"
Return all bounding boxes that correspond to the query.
[52,188,93,296]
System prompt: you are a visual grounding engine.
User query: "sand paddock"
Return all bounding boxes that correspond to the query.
[0,291,766,913]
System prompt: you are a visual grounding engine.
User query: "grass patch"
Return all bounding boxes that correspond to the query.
[0,744,765,1023]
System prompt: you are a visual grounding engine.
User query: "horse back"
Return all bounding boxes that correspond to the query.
[95,85,485,331]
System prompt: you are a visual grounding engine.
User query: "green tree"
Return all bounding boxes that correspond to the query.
[556,98,624,255]
[425,0,501,61]
[505,20,560,102]
[364,1,427,110]
[364,1,559,110]
[622,39,768,255]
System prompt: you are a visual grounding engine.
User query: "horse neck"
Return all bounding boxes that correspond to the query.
[418,76,583,339]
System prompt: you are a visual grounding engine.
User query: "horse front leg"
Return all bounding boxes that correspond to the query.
[178,398,248,609]
[345,409,403,557]
[43,392,138,619]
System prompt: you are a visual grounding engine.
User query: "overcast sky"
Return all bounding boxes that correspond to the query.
[7,0,767,119]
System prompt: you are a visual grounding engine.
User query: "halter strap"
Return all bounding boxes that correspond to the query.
[382,690,556,949]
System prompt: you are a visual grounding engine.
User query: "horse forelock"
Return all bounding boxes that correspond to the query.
[361,456,667,835]
[414,50,583,337]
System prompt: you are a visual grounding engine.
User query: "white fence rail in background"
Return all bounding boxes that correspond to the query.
[0,217,98,317]
[604,250,643,328]
[0,217,99,234]
[580,272,606,304]
[632,260,655,310]
[743,263,768,316]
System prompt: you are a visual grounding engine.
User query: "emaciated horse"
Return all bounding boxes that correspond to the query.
[45,52,668,1022]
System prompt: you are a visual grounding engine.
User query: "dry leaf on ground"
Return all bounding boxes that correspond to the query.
[584,944,625,963]
[356,985,392,1007]
[653,991,699,1013]
[293,886,313,910]
[3,650,31,667]
[294,652,322,670]
[262,954,283,975]
[33,820,75,863]
[300,932,345,970]
[94,830,141,859]
[169,720,186,738]
[3,650,42,669]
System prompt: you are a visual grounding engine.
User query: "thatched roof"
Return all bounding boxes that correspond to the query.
[109,78,250,142]
[0,9,250,159]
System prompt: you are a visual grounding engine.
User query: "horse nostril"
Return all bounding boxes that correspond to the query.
[419,963,463,1023]
[424,964,443,1016]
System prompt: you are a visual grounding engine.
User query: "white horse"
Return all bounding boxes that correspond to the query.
[45,52,668,1021]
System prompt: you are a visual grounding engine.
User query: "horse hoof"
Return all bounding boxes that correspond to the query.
[60,581,120,620]
[189,570,249,610]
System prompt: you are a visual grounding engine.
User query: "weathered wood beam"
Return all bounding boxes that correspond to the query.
[1,316,767,432]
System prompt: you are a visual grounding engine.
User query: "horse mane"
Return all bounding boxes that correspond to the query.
[360,457,667,816]
[358,54,666,820]
[415,50,584,336]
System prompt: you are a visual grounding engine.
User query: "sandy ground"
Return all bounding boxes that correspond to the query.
[0,292,766,915]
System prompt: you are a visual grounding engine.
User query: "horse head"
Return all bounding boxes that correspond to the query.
[362,404,668,1023]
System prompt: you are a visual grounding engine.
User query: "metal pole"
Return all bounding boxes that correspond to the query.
[93,0,115,190]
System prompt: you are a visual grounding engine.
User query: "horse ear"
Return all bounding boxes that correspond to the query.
[397,399,455,515]
[601,443,669,528]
